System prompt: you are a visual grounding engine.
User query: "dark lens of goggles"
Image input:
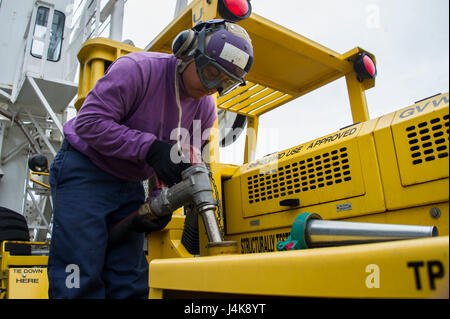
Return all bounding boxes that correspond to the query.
[202,64,222,80]
[200,64,242,94]
[195,55,245,95]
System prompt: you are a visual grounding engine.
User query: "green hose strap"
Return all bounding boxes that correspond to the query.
[276,213,322,251]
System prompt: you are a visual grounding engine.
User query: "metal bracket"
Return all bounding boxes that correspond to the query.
[27,76,64,135]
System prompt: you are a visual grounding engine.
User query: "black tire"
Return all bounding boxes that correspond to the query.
[0,206,31,256]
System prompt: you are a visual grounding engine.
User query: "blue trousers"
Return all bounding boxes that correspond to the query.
[48,140,149,299]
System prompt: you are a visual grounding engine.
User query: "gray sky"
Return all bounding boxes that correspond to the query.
[122,0,449,164]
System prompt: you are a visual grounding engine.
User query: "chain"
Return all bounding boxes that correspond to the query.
[208,168,225,237]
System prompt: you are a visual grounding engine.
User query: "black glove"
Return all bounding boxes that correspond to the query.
[132,213,173,233]
[108,211,173,247]
[146,140,191,185]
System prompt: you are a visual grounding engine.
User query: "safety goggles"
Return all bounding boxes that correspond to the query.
[194,53,245,96]
[191,21,247,96]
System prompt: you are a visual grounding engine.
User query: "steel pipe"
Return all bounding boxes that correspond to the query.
[277,213,438,251]
[306,219,438,247]
[199,207,223,243]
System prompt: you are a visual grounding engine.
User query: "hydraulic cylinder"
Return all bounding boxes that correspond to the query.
[277,213,438,250]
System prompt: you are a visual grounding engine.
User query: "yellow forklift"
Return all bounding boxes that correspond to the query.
[1,0,448,299]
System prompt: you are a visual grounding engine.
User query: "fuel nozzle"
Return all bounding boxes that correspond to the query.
[129,162,237,254]
[144,164,236,250]
[109,145,237,254]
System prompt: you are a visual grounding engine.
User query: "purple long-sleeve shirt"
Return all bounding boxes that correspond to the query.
[64,52,216,182]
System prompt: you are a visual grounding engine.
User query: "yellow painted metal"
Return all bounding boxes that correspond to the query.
[75,37,141,110]
[146,216,193,264]
[340,47,377,123]
[217,82,255,105]
[374,94,449,211]
[231,89,283,114]
[149,287,164,299]
[345,72,370,123]
[198,162,239,256]
[391,93,449,186]
[149,236,449,298]
[237,13,352,96]
[216,82,261,111]
[226,202,448,255]
[29,171,50,189]
[234,88,278,114]
[342,202,449,236]
[224,115,389,235]
[1,255,48,267]
[7,268,48,299]
[0,242,48,269]
[244,116,258,163]
[215,82,296,118]
[222,92,449,238]
[239,125,366,218]
[1,241,49,299]
[191,0,218,23]
[250,94,295,117]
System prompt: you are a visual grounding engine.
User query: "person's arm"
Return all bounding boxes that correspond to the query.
[74,56,156,163]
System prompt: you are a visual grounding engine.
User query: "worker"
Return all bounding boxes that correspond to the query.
[47,19,253,299]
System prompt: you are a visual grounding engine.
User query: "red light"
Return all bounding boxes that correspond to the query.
[353,52,377,81]
[363,55,376,77]
[218,0,252,22]
[224,0,249,16]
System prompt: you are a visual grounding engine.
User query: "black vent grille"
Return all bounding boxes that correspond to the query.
[406,114,449,165]
[247,147,352,204]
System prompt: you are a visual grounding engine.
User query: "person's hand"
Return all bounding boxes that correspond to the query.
[132,212,173,233]
[146,140,191,185]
